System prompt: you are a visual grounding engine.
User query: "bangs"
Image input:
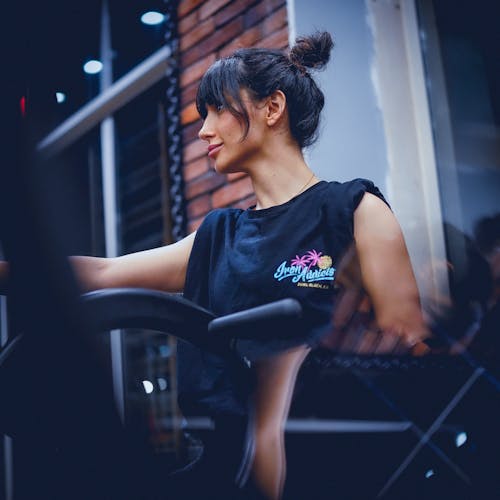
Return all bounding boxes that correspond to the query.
[196,58,250,134]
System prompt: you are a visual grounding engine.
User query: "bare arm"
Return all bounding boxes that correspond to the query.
[0,233,196,296]
[353,193,429,349]
[70,232,196,293]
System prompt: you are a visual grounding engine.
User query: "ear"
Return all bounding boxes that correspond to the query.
[265,90,287,127]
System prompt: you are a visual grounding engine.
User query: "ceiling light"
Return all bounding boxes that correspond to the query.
[83,59,103,75]
[142,380,154,394]
[455,431,467,447]
[55,92,66,103]
[141,11,165,25]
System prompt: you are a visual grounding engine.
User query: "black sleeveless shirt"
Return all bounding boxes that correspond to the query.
[178,178,387,417]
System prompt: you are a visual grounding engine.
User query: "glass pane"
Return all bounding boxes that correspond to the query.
[418,0,500,301]
[114,81,169,254]
[50,128,104,256]
[122,329,182,458]
[416,1,500,496]
[113,82,183,464]
[30,3,102,133]
[33,1,167,131]
[109,0,168,81]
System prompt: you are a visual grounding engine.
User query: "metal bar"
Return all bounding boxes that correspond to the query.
[101,117,118,258]
[1,296,14,500]
[377,368,484,497]
[37,44,172,158]
[285,419,412,433]
[178,417,412,433]
[98,0,125,423]
[3,437,13,500]
[0,295,8,352]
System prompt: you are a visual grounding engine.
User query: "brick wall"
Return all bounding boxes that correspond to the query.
[177,0,289,232]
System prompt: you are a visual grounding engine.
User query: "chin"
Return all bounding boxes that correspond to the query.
[214,160,240,175]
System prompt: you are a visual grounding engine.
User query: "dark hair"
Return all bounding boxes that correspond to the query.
[196,31,334,148]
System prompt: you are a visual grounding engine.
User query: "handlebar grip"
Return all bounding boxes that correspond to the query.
[208,298,302,338]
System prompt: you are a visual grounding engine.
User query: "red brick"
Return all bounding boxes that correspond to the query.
[212,176,254,208]
[244,0,284,29]
[187,194,212,218]
[181,81,199,108]
[178,0,205,19]
[210,16,245,49]
[219,25,262,57]
[181,102,200,125]
[199,0,232,20]
[180,17,215,51]
[184,156,210,182]
[188,215,205,233]
[180,53,216,88]
[262,6,287,36]
[182,16,244,66]
[179,9,198,35]
[258,26,289,50]
[243,1,268,27]
[180,0,291,214]
[182,120,203,144]
[221,22,288,59]
[181,43,207,68]
[185,171,226,200]
[214,0,254,27]
[183,138,207,163]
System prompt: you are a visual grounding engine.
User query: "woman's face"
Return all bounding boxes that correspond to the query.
[198,91,266,174]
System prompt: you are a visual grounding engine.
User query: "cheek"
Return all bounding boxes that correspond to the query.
[222,115,247,141]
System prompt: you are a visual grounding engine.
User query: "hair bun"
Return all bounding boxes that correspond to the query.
[289,31,333,72]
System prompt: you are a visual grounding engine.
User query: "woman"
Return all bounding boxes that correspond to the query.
[0,32,429,499]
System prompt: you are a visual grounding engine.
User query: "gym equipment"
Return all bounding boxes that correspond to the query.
[0,288,303,498]
[2,290,500,499]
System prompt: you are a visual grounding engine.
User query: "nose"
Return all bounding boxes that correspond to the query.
[198,117,213,142]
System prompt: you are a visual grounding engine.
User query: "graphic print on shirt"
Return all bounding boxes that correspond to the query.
[273,249,336,289]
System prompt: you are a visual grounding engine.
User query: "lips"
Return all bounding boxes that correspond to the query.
[208,143,223,158]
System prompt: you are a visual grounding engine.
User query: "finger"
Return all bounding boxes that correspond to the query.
[338,323,365,352]
[335,245,361,287]
[410,341,431,356]
[355,329,380,354]
[357,295,372,314]
[331,286,364,330]
[338,310,373,352]
[374,331,402,354]
[319,325,347,350]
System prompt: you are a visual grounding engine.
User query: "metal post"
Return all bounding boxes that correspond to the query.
[100,0,125,422]
[1,296,13,500]
[36,44,171,158]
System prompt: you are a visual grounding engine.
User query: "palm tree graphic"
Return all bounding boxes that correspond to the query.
[291,254,309,268]
[305,249,322,269]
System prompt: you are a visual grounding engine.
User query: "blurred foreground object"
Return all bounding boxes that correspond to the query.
[321,245,430,357]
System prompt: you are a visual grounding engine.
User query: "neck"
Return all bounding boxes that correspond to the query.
[246,142,319,210]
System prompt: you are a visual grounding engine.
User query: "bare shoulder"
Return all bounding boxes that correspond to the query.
[353,192,401,242]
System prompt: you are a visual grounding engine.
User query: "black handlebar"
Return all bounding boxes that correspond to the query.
[208,298,303,338]
[80,288,303,353]
[81,288,214,345]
